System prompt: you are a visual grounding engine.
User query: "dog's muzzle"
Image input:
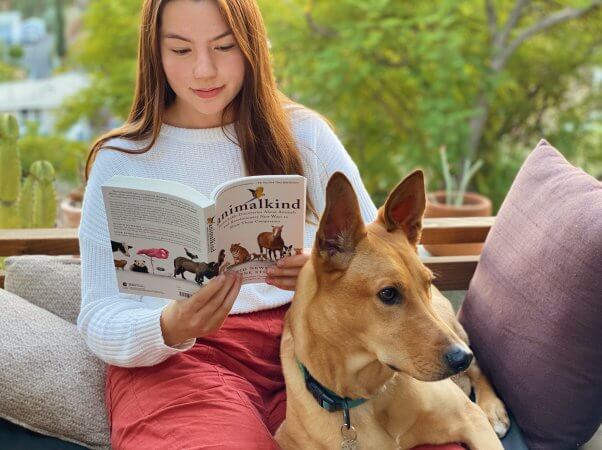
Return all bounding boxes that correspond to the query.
[443,344,473,374]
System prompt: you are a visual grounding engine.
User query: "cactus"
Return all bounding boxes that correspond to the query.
[0,114,22,228]
[0,113,58,229]
[20,161,57,228]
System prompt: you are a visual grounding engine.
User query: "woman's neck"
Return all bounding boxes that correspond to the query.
[163,101,236,129]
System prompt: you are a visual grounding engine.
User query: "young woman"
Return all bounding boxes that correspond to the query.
[79,1,462,448]
[78,0,377,448]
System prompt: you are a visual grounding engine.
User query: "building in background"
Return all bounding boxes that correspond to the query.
[0,71,92,141]
[0,10,54,78]
[0,10,20,44]
[21,17,46,44]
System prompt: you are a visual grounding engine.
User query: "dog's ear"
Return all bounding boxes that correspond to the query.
[377,170,426,248]
[315,172,367,271]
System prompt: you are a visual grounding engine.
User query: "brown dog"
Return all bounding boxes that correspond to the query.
[275,171,509,450]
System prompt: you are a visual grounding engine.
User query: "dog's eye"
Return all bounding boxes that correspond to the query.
[378,287,402,305]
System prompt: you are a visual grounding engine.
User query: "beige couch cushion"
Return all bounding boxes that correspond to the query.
[3,255,82,324]
[0,257,109,450]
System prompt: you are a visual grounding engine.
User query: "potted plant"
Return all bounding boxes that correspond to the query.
[424,146,492,256]
[59,159,85,228]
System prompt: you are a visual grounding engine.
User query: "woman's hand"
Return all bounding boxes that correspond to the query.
[160,271,242,347]
[265,248,311,291]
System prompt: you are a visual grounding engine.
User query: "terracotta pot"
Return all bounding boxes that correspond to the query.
[423,191,492,256]
[60,197,82,228]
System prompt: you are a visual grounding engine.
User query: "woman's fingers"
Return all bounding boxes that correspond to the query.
[276,251,310,268]
[195,272,237,314]
[204,273,242,330]
[267,276,298,291]
[265,250,310,289]
[218,273,242,312]
[266,267,301,278]
[161,272,243,343]
[189,274,228,306]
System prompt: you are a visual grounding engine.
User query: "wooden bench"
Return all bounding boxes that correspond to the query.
[0,217,494,290]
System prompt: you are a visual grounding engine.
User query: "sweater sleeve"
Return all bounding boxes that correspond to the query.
[312,117,378,223]
[77,149,195,367]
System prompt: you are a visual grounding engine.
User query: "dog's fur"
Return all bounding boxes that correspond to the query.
[275,171,509,450]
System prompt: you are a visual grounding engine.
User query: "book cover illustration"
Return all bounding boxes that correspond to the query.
[111,241,225,284]
[102,175,305,300]
[206,175,306,284]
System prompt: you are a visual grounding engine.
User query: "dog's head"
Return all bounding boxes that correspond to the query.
[296,171,471,389]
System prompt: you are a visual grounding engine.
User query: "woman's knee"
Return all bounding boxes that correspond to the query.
[107,366,279,449]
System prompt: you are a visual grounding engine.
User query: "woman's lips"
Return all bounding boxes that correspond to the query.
[192,86,224,99]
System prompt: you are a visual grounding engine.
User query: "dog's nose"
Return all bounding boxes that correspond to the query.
[444,344,473,373]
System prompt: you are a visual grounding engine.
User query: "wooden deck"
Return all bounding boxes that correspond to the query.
[0,217,493,290]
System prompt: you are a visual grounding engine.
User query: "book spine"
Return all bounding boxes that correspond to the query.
[205,203,217,256]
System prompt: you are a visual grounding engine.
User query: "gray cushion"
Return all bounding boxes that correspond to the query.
[0,287,109,450]
[4,255,82,324]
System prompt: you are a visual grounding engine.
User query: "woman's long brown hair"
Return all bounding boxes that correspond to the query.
[84,0,317,220]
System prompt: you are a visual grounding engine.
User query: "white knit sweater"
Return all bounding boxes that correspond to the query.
[77,110,378,367]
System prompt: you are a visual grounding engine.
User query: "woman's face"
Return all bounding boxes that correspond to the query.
[160,0,245,128]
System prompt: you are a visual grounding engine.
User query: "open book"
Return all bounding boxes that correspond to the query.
[101,175,306,300]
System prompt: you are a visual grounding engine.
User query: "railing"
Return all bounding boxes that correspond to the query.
[0,216,494,290]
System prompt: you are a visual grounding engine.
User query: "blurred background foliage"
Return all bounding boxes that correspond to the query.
[19,121,88,184]
[55,0,602,210]
[0,41,23,81]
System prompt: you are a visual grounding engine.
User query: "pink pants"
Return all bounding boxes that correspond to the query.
[105,303,464,449]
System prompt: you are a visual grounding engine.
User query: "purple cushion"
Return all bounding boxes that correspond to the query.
[459,139,602,450]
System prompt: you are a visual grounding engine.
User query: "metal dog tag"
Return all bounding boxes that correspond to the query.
[341,425,359,450]
[341,439,359,450]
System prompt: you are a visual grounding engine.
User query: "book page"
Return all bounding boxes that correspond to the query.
[101,176,212,300]
[209,175,306,284]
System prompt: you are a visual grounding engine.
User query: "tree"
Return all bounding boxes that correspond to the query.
[6,0,49,18]
[55,0,140,134]
[54,0,66,59]
[474,1,602,204]
[260,0,601,206]
[467,0,602,167]
[58,0,602,208]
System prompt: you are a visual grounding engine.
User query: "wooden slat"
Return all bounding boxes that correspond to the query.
[0,217,494,256]
[423,255,479,291]
[1,258,479,291]
[421,217,493,245]
[0,261,477,292]
[0,218,491,291]
[0,228,79,256]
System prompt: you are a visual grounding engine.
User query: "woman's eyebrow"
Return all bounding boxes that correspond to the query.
[210,30,232,41]
[163,30,233,42]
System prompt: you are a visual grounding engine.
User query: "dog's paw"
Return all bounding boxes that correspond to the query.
[450,373,471,397]
[481,397,510,438]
